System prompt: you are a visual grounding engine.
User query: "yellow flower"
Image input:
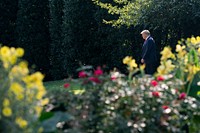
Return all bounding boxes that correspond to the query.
[129,59,137,68]
[176,44,186,59]
[10,62,29,79]
[190,36,200,45]
[198,48,200,54]
[16,48,24,57]
[41,98,49,106]
[3,62,9,69]
[36,90,46,100]
[23,72,44,84]
[140,64,146,70]
[157,60,175,75]
[9,56,17,64]
[176,45,186,52]
[187,65,200,75]
[35,106,43,116]
[15,117,28,128]
[10,82,24,100]
[165,60,175,70]
[157,65,166,75]
[123,56,132,64]
[19,61,28,68]
[0,46,10,57]
[2,107,12,117]
[161,47,175,60]
[3,98,10,107]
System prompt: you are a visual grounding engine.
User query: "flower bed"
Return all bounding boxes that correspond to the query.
[44,37,200,132]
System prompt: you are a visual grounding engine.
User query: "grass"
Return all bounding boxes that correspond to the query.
[44,79,84,94]
[44,80,68,91]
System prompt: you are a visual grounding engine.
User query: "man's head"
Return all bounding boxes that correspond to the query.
[140,30,150,40]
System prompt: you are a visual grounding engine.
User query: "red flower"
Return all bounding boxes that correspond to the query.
[157,76,165,81]
[89,77,101,84]
[152,91,160,97]
[179,92,186,100]
[94,67,103,76]
[162,105,169,110]
[151,80,158,87]
[78,71,87,78]
[64,83,70,88]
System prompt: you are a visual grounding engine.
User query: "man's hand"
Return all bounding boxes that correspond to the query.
[141,59,144,64]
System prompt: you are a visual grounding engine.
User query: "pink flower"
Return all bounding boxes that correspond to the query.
[111,76,117,81]
[78,71,87,78]
[179,92,186,100]
[89,77,101,84]
[152,91,160,97]
[157,76,165,81]
[151,80,158,87]
[94,67,103,76]
[64,83,70,88]
[162,105,169,110]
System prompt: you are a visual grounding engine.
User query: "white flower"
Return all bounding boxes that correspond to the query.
[197,81,200,86]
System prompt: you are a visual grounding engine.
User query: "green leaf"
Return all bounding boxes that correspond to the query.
[39,112,54,121]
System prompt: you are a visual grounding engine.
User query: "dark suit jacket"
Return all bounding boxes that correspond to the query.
[141,36,157,64]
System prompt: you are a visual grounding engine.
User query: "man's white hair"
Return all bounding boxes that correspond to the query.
[140,30,150,35]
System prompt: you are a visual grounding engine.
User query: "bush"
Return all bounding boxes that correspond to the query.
[45,37,200,133]
[0,46,48,132]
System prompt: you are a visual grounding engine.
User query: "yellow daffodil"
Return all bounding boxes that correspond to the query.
[190,36,200,45]
[176,45,186,52]
[157,65,166,75]
[165,60,175,70]
[140,64,146,70]
[176,45,187,58]
[129,59,137,68]
[161,47,175,60]
[157,60,175,75]
[123,56,132,64]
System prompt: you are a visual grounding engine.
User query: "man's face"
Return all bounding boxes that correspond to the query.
[141,33,147,40]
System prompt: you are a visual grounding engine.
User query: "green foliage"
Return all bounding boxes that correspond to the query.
[16,0,51,79]
[49,0,64,80]
[0,0,18,46]
[92,0,200,48]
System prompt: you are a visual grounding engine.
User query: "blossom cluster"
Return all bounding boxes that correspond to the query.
[0,46,48,132]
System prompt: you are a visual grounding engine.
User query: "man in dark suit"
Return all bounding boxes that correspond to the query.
[140,30,158,75]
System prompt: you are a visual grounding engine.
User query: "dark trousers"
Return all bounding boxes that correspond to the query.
[145,62,157,75]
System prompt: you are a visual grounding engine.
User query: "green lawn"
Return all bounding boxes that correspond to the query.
[44,80,68,91]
